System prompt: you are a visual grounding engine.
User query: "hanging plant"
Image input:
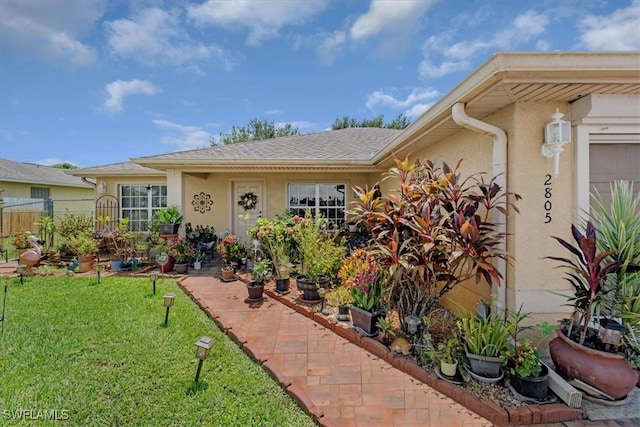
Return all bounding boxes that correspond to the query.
[238,192,258,211]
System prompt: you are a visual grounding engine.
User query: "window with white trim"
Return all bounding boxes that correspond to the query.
[288,183,346,226]
[121,185,167,231]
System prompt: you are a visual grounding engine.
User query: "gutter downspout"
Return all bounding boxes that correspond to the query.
[81,177,97,188]
[451,103,507,311]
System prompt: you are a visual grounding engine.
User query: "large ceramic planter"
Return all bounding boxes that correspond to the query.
[549,328,638,399]
[157,257,175,273]
[509,364,549,401]
[349,305,384,335]
[295,275,328,301]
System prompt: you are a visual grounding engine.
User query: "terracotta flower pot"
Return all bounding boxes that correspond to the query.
[549,328,638,399]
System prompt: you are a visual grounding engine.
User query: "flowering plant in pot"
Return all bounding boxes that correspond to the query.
[249,215,296,292]
[216,234,248,267]
[11,231,36,250]
[547,219,638,399]
[342,250,385,335]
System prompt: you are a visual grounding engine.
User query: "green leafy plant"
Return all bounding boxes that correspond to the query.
[251,258,271,285]
[325,286,353,307]
[457,304,515,358]
[437,337,460,364]
[65,231,98,257]
[502,309,555,379]
[351,157,520,325]
[96,216,133,259]
[155,205,183,224]
[292,211,346,284]
[10,231,36,249]
[169,237,195,264]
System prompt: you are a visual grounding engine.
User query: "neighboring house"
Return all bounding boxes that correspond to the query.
[0,158,95,235]
[70,52,640,320]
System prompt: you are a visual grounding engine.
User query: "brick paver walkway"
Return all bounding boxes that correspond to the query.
[180,275,492,427]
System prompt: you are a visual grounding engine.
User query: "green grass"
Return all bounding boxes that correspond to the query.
[0,274,315,426]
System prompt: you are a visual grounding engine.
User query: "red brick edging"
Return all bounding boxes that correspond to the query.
[179,279,587,426]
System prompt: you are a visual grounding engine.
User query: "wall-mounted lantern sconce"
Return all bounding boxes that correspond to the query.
[194,336,215,382]
[97,181,107,194]
[149,272,158,295]
[541,108,571,177]
[163,293,176,325]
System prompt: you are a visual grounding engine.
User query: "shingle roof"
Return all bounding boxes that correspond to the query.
[134,127,403,164]
[0,158,93,187]
[70,161,165,176]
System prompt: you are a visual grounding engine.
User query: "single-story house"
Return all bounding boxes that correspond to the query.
[70,52,640,320]
[1,158,95,235]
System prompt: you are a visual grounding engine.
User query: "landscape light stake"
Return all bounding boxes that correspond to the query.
[194,336,215,382]
[0,284,6,336]
[95,263,106,284]
[16,264,26,285]
[163,293,176,325]
[149,272,158,295]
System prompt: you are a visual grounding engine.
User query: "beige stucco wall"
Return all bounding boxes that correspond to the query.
[181,170,378,234]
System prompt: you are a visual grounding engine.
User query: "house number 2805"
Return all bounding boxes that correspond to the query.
[544,174,552,223]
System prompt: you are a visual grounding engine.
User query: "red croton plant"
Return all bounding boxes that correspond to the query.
[350,157,520,326]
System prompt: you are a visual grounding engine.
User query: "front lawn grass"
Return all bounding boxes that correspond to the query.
[0,274,315,426]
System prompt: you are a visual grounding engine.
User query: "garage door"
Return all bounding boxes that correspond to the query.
[590,137,640,208]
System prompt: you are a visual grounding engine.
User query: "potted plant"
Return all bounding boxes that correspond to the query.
[437,337,461,377]
[170,237,195,274]
[65,231,98,273]
[457,302,514,381]
[292,212,346,301]
[502,311,555,401]
[247,258,270,301]
[155,205,183,235]
[193,249,204,270]
[591,181,640,383]
[547,219,638,399]
[325,286,353,321]
[217,234,248,269]
[375,316,396,346]
[249,215,296,294]
[345,251,385,335]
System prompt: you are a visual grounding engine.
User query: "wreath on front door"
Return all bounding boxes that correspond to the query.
[238,192,258,211]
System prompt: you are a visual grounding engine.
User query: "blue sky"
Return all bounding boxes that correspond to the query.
[1,0,638,168]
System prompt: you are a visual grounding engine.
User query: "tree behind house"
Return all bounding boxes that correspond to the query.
[216,118,300,145]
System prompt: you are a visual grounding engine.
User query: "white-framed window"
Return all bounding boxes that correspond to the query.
[120,185,167,231]
[288,183,346,227]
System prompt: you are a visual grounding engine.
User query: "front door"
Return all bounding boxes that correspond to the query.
[233,181,264,242]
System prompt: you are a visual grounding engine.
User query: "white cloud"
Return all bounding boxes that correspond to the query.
[405,103,433,120]
[105,7,232,71]
[350,0,433,41]
[418,9,549,79]
[579,0,640,50]
[316,31,347,65]
[0,0,102,67]
[152,119,211,150]
[187,0,329,46]
[104,79,160,114]
[366,88,439,111]
[265,109,283,115]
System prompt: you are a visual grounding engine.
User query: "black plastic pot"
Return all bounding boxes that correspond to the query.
[275,277,290,293]
[510,364,549,401]
[295,275,327,301]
